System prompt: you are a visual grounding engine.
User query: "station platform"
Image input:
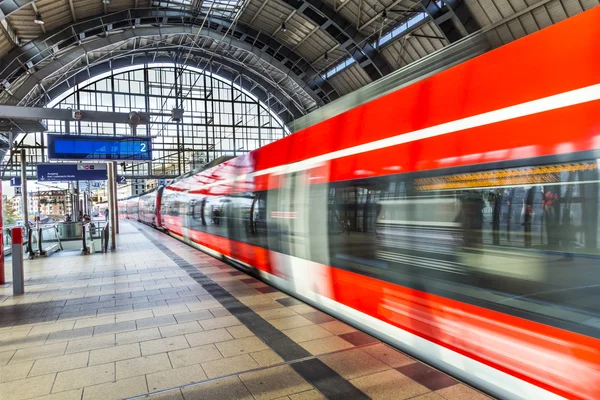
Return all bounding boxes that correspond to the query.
[0,220,493,400]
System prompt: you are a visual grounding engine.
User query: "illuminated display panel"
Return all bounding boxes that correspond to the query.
[415,161,599,191]
[47,134,152,161]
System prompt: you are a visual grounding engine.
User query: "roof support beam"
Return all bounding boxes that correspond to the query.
[0,105,150,123]
[248,0,269,25]
[68,0,77,21]
[419,0,480,43]
[277,0,392,81]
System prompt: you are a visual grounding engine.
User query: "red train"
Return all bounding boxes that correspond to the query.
[119,8,600,400]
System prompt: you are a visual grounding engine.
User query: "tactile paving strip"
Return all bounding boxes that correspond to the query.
[137,227,369,400]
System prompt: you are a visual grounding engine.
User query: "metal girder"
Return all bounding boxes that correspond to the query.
[37,49,307,122]
[278,0,392,80]
[15,27,314,119]
[0,0,33,20]
[420,0,480,43]
[0,105,151,124]
[0,8,334,106]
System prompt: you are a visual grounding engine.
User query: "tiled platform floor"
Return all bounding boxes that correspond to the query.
[0,220,494,400]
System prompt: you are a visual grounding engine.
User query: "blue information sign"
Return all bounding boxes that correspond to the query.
[47,134,152,161]
[10,177,21,186]
[117,175,127,185]
[37,163,108,182]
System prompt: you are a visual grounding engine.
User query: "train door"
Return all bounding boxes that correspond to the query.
[267,164,332,299]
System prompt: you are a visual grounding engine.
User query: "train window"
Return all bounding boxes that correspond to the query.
[192,200,203,221]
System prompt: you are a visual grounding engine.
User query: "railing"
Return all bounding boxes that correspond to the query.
[82,220,110,255]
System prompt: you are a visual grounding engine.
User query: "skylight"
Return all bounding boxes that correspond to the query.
[323,10,429,79]
[152,0,244,19]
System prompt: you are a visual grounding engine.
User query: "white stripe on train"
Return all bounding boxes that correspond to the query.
[193,83,600,190]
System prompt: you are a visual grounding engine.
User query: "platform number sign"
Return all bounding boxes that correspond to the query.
[117,175,127,185]
[10,177,21,186]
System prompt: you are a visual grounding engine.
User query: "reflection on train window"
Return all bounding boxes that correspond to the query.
[323,158,600,336]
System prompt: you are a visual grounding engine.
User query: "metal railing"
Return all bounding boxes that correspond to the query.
[3,224,61,258]
[82,220,110,255]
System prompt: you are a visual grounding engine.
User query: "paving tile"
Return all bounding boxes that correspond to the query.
[301,312,336,324]
[258,308,298,320]
[45,327,94,344]
[318,321,356,335]
[147,364,208,391]
[66,297,100,306]
[397,362,458,391]
[136,315,177,329]
[173,310,214,324]
[0,373,56,400]
[283,325,333,343]
[152,304,191,317]
[362,343,416,368]
[436,384,492,399]
[29,352,89,377]
[28,388,83,400]
[338,331,379,346]
[181,376,253,400]
[141,335,190,356]
[320,348,390,380]
[93,321,137,336]
[286,305,318,315]
[89,342,141,365]
[53,363,115,393]
[147,389,184,400]
[215,336,269,357]
[0,335,49,352]
[199,315,242,331]
[250,349,284,367]
[116,353,172,380]
[226,325,254,339]
[82,375,148,400]
[0,361,33,383]
[288,390,327,400]
[66,334,115,354]
[209,307,232,318]
[276,297,305,307]
[247,302,285,313]
[11,342,67,363]
[299,336,354,356]
[115,310,155,323]
[116,327,161,345]
[350,369,429,400]
[239,365,313,400]
[96,305,134,315]
[186,300,222,311]
[168,344,223,369]
[256,286,279,294]
[0,350,15,366]
[58,310,99,321]
[159,322,203,337]
[73,315,117,329]
[201,354,259,379]
[270,316,314,330]
[0,326,32,341]
[411,393,446,400]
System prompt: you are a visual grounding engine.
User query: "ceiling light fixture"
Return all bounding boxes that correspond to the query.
[382,10,388,21]
[34,13,44,25]
[281,22,287,32]
[103,0,111,4]
[324,52,328,61]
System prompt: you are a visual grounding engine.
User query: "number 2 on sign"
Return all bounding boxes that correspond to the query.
[140,143,147,152]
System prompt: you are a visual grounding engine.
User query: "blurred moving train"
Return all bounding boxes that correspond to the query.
[119,8,600,400]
